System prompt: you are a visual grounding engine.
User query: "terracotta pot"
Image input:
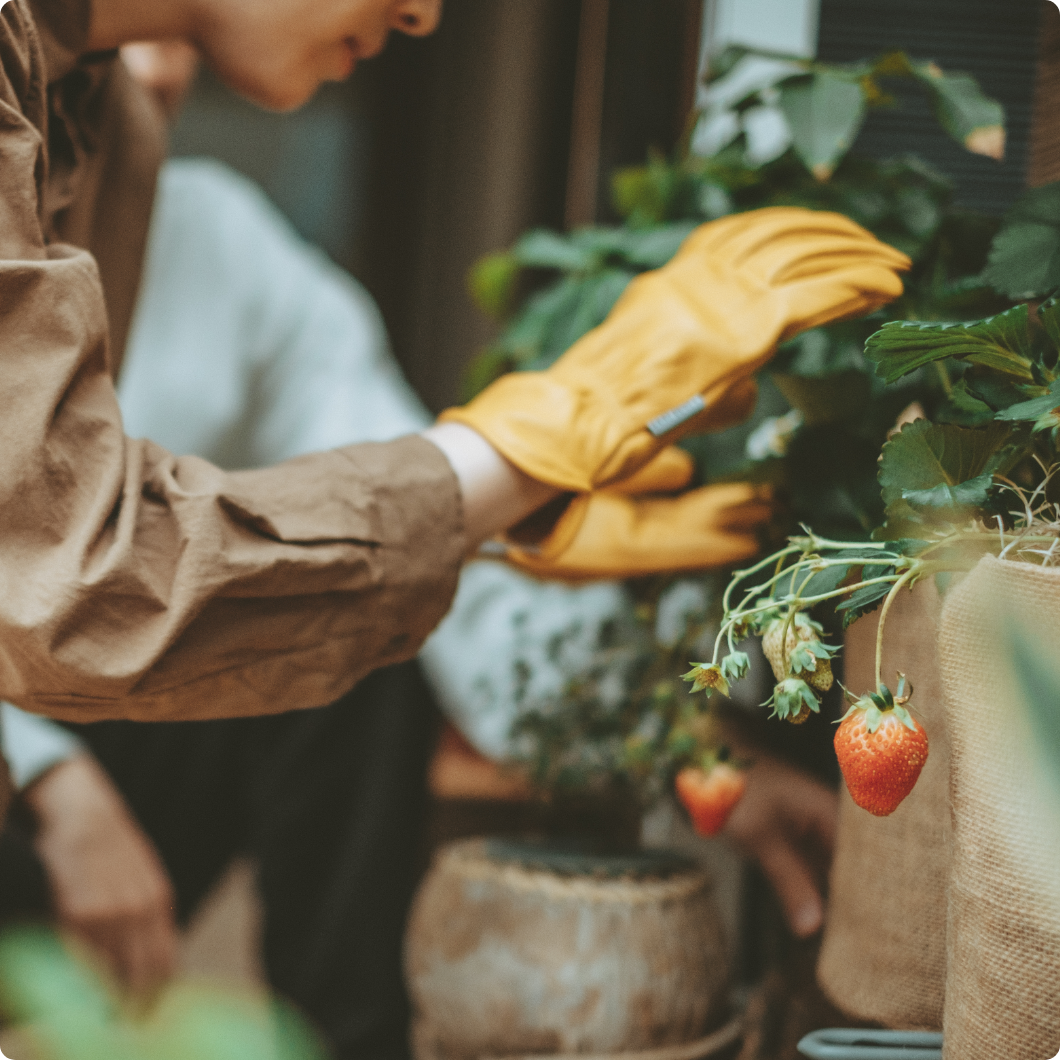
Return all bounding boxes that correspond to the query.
[405,838,731,1059]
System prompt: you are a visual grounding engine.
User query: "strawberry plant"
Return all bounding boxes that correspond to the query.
[479,49,1019,828]
[686,210,1060,812]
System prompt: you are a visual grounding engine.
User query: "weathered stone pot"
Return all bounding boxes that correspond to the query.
[405,838,731,1059]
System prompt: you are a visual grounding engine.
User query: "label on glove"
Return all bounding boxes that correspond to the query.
[647,395,707,437]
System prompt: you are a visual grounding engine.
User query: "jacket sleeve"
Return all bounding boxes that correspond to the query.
[0,25,467,723]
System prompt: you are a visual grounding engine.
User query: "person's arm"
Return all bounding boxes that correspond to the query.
[22,754,178,995]
[1,706,179,992]
[0,21,553,724]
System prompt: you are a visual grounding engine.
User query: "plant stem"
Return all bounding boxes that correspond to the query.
[874,566,917,692]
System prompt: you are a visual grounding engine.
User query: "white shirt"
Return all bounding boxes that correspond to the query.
[2,159,625,780]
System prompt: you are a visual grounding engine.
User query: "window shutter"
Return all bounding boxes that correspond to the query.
[816,0,1043,215]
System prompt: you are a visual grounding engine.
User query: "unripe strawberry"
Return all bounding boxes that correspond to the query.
[762,613,834,693]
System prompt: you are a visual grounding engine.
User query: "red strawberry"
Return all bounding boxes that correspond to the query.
[835,684,928,817]
[675,763,747,836]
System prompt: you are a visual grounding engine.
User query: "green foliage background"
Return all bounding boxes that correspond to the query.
[468,46,1060,802]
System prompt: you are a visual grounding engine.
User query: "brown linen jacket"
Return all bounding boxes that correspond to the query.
[0,0,467,722]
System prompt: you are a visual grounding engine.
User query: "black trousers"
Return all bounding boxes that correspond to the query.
[0,662,438,1060]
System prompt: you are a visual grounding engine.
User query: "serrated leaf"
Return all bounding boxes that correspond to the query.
[983,183,1060,300]
[912,62,1006,160]
[878,420,1015,534]
[865,305,1036,384]
[837,580,892,626]
[779,71,867,180]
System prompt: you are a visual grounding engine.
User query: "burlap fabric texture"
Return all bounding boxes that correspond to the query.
[937,555,1060,1060]
[817,580,950,1031]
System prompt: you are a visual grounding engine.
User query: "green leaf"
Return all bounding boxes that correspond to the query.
[837,580,892,626]
[514,230,595,272]
[912,61,1006,160]
[878,420,1015,533]
[994,378,1060,426]
[779,71,867,180]
[902,470,996,511]
[936,378,997,426]
[865,305,1037,384]
[525,268,634,369]
[983,183,1060,300]
[772,547,892,599]
[616,222,697,268]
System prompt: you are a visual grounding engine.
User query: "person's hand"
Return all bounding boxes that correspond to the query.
[500,448,773,580]
[724,755,838,938]
[23,754,178,996]
[441,208,909,496]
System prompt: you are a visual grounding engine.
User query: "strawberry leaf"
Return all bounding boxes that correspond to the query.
[771,547,886,599]
[982,183,1060,300]
[901,470,997,511]
[865,305,1037,385]
[876,420,1016,536]
[936,378,998,427]
[837,580,893,626]
[995,377,1060,424]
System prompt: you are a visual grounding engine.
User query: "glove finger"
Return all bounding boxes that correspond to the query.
[679,208,907,272]
[776,267,906,341]
[504,488,767,582]
[690,483,775,532]
[607,445,694,496]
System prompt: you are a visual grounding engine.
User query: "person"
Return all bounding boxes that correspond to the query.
[0,0,908,727]
[0,127,824,1055]
[0,1,904,1052]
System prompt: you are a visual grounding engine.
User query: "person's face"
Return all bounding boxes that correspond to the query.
[198,0,442,111]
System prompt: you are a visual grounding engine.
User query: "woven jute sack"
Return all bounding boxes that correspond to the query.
[938,554,1060,1060]
[817,579,950,1031]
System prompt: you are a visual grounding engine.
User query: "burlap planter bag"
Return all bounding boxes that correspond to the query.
[817,579,950,1031]
[937,555,1060,1060]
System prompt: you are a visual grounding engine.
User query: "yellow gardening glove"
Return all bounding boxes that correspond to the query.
[494,445,774,581]
[442,207,909,494]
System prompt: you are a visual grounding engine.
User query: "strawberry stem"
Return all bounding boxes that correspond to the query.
[874,566,918,692]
